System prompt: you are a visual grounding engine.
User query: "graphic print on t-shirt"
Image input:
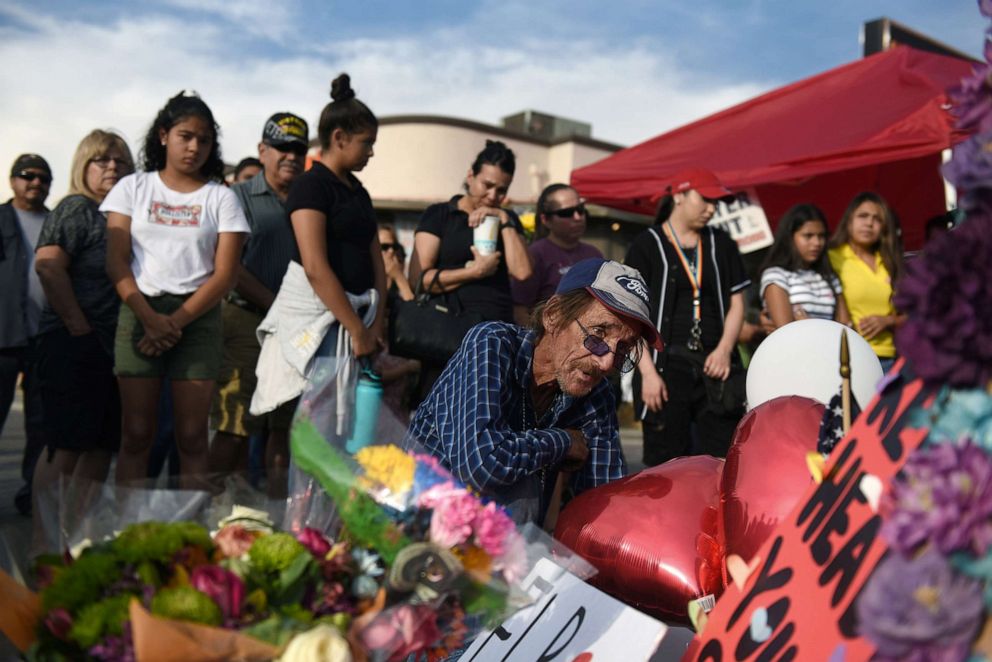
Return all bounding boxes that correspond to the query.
[149,201,202,227]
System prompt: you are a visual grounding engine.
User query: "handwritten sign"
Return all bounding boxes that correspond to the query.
[685,361,938,661]
[463,558,667,661]
[709,190,773,254]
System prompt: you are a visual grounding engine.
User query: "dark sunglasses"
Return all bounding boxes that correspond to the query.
[575,319,640,374]
[380,243,401,252]
[548,204,587,219]
[13,170,51,185]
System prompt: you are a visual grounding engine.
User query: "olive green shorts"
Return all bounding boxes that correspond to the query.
[114,294,222,380]
[210,301,296,436]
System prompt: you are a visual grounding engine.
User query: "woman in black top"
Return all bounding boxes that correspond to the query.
[625,168,750,466]
[286,73,386,359]
[410,140,532,322]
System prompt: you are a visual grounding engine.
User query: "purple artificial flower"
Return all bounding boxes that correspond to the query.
[190,565,245,620]
[89,622,135,662]
[882,440,992,555]
[948,65,992,135]
[893,214,992,387]
[857,548,984,662]
[942,132,992,201]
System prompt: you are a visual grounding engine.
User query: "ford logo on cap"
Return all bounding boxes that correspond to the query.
[615,276,649,303]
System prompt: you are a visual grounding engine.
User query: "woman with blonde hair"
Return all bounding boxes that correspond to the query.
[32,129,133,515]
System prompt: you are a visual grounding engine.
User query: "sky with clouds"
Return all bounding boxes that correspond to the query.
[0,0,982,200]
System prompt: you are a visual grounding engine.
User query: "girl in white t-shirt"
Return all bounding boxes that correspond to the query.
[759,203,851,330]
[103,92,249,488]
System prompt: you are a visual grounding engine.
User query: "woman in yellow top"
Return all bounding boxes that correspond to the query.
[827,192,905,372]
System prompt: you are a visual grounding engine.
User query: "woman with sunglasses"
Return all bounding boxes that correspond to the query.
[625,168,750,466]
[511,183,603,324]
[30,131,132,528]
[103,92,250,488]
[378,225,414,303]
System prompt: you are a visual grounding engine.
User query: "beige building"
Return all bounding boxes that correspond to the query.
[308,111,651,261]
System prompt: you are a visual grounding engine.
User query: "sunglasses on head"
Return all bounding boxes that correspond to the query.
[14,170,51,185]
[575,319,640,374]
[547,204,587,219]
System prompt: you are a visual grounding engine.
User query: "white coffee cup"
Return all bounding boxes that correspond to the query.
[473,215,500,255]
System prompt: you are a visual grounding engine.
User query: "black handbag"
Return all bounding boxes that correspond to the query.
[388,269,486,365]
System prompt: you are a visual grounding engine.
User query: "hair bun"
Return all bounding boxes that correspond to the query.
[330,73,356,102]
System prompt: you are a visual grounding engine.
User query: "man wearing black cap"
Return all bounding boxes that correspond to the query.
[405,257,663,526]
[209,113,310,497]
[1,154,52,515]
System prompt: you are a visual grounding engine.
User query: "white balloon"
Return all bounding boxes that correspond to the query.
[746,319,884,411]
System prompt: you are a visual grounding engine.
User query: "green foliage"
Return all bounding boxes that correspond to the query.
[241,613,312,647]
[111,521,213,565]
[290,419,411,564]
[69,594,133,649]
[151,586,223,626]
[248,532,307,575]
[40,551,119,613]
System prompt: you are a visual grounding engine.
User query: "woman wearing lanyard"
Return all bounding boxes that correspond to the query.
[625,168,750,466]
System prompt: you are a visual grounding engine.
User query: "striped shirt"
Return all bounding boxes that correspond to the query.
[760,267,841,320]
[404,322,626,518]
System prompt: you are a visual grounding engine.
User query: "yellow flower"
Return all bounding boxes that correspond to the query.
[354,445,415,494]
[455,545,492,581]
[519,212,536,235]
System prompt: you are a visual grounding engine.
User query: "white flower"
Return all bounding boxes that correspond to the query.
[278,624,352,662]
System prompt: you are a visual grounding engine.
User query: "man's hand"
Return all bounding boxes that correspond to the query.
[562,429,589,471]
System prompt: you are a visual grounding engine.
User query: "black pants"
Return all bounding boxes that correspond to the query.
[0,340,46,487]
[640,352,742,466]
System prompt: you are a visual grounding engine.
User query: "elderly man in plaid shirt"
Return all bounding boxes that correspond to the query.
[405,258,663,526]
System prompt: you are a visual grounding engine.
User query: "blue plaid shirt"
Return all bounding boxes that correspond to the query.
[405,322,627,507]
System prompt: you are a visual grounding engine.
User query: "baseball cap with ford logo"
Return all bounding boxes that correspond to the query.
[555,258,663,350]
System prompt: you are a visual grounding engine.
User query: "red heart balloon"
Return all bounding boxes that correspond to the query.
[718,395,824,580]
[554,455,724,623]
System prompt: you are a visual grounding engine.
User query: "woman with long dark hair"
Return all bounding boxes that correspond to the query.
[827,192,904,371]
[759,203,850,329]
[285,73,386,361]
[103,92,249,487]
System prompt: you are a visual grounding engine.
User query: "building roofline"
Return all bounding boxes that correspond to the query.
[375,114,624,152]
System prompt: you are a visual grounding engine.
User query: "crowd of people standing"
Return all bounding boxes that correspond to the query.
[0,73,914,532]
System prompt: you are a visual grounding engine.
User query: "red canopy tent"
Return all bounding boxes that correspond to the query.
[571,46,976,250]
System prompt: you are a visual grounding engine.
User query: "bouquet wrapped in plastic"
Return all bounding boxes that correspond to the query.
[0,340,591,661]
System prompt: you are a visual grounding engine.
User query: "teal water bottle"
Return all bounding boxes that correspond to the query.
[345,359,384,454]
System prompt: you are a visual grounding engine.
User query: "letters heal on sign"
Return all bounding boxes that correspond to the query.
[685,361,938,662]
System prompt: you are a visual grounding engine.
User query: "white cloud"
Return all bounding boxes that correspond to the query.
[0,6,770,200]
